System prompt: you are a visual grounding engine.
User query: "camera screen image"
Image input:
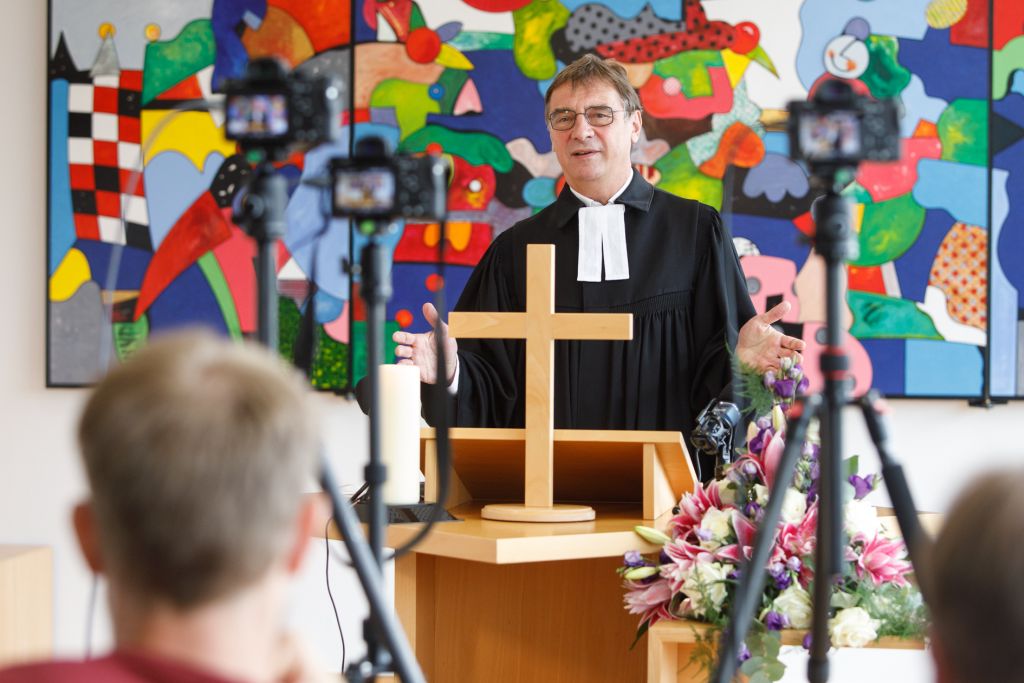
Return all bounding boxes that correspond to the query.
[334,167,396,215]
[225,93,289,140]
[797,109,861,163]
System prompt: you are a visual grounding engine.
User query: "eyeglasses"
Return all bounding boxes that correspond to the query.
[547,106,632,131]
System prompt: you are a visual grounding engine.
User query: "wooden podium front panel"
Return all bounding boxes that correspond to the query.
[414,555,644,682]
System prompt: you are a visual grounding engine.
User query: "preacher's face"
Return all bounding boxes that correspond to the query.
[546,79,641,203]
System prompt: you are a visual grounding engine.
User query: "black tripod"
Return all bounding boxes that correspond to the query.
[236,152,425,683]
[711,179,931,683]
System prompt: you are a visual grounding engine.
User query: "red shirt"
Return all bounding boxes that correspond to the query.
[0,651,245,683]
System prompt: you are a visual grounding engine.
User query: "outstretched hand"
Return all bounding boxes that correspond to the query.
[392,302,459,385]
[736,301,805,373]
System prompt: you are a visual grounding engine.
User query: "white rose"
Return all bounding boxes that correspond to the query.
[844,499,880,540]
[773,585,813,629]
[829,607,880,647]
[699,507,734,549]
[681,561,730,616]
[780,488,808,524]
[754,484,769,506]
[715,479,737,506]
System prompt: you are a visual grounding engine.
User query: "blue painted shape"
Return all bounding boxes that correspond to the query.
[994,131,1024,302]
[389,263,474,334]
[210,0,266,90]
[795,0,931,91]
[145,151,223,250]
[742,154,808,203]
[147,262,229,335]
[892,208,955,303]
[75,239,152,290]
[895,28,989,102]
[899,74,949,137]
[354,0,377,43]
[560,0,681,19]
[284,141,350,300]
[1012,70,1024,97]
[522,176,556,208]
[912,159,988,226]
[763,132,790,157]
[49,80,75,275]
[994,90,1024,127]
[904,339,982,396]
[427,51,550,152]
[354,122,401,152]
[858,338,904,396]
[989,168,1019,396]
[730,214,812,268]
[313,289,345,324]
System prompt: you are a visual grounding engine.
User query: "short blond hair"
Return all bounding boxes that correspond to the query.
[544,54,642,116]
[928,467,1024,683]
[78,330,318,607]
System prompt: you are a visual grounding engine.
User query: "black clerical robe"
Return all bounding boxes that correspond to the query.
[426,172,756,476]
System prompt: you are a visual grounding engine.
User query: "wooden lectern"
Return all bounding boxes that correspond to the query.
[437,244,696,521]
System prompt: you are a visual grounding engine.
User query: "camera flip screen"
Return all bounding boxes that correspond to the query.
[797,109,862,163]
[333,167,396,216]
[225,93,290,141]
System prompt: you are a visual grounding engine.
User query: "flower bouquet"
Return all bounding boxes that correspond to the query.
[619,362,927,682]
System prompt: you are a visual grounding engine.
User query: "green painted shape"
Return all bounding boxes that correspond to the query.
[843,181,874,204]
[853,193,925,267]
[350,320,399,387]
[436,68,468,112]
[993,35,1024,99]
[938,98,988,166]
[370,80,440,140]
[848,290,941,340]
[141,19,216,105]
[410,2,427,31]
[654,143,723,209]
[512,0,569,81]
[400,124,514,172]
[859,35,911,100]
[653,50,724,98]
[278,297,355,391]
[112,315,149,361]
[197,252,242,339]
[450,31,515,52]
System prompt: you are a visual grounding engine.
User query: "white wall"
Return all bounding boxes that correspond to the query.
[1,2,1021,679]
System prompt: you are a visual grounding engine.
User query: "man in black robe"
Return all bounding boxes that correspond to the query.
[394,55,803,478]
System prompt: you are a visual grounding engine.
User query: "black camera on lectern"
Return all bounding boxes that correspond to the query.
[788,79,900,170]
[222,58,341,150]
[330,141,449,221]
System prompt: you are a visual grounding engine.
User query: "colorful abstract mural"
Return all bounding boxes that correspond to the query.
[48,0,1024,398]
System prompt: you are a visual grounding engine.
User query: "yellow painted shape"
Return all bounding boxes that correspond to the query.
[50,248,91,302]
[436,43,474,70]
[853,202,865,233]
[926,0,967,29]
[721,49,751,88]
[424,221,472,251]
[142,110,236,169]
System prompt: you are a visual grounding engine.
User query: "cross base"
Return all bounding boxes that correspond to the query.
[481,503,596,523]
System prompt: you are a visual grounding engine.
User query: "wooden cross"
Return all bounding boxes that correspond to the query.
[447,243,633,522]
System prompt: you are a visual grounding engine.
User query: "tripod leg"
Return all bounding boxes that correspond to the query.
[858,389,933,602]
[711,393,822,683]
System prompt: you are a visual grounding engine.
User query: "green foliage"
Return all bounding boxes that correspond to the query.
[734,361,775,418]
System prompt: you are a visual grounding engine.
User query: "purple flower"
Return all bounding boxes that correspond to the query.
[695,528,714,542]
[743,501,762,520]
[763,371,776,388]
[765,611,789,631]
[749,429,771,455]
[756,416,771,430]
[802,633,813,650]
[659,549,671,565]
[768,562,792,591]
[773,378,796,398]
[797,375,810,393]
[786,556,802,573]
[624,550,645,567]
[848,473,876,500]
[738,641,751,663]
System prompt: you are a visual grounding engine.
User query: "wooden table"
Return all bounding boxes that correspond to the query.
[378,503,663,682]
[0,545,52,667]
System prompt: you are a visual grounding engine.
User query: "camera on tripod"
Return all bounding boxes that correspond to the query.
[788,79,900,171]
[691,398,741,476]
[222,58,342,150]
[330,143,449,222]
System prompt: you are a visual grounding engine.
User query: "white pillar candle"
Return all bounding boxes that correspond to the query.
[378,364,422,505]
